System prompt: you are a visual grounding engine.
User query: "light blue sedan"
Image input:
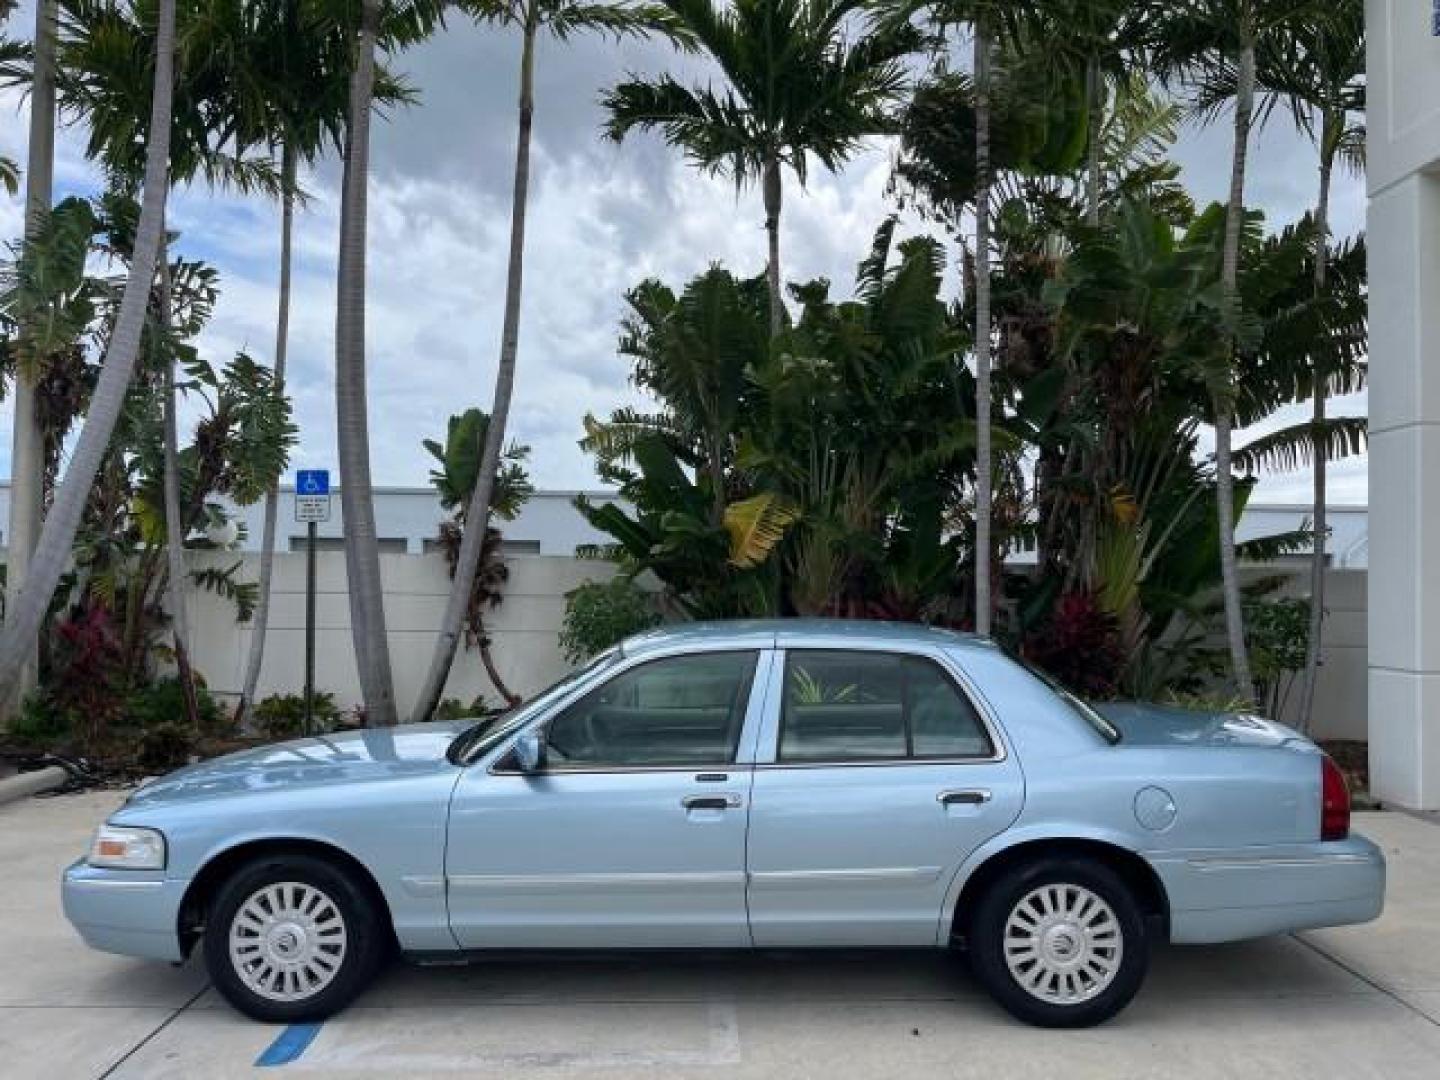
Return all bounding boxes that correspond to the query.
[63,620,1384,1027]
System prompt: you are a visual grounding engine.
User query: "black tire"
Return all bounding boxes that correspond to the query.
[967,857,1149,1028]
[203,853,388,1023]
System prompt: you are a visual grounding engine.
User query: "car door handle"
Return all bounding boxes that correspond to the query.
[938,789,992,806]
[682,794,742,810]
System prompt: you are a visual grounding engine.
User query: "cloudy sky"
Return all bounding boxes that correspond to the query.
[0,10,1368,505]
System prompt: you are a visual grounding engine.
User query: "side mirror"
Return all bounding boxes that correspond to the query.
[513,731,546,773]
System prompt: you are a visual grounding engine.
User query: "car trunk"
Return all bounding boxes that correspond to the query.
[1092,703,1315,752]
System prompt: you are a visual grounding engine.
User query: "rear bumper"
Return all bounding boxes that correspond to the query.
[1149,833,1385,944]
[62,860,188,962]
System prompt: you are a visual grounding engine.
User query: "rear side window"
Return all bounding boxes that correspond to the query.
[779,651,994,763]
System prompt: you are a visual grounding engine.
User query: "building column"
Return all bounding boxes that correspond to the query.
[1368,172,1440,809]
[1365,0,1440,810]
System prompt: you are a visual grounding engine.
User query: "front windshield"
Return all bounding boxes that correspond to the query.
[447,647,622,764]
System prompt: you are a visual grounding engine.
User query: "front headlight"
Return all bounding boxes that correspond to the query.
[87,824,167,870]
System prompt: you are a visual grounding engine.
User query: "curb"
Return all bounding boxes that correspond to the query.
[0,765,69,806]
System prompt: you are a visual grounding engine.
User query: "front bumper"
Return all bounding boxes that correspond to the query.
[62,859,189,961]
[1150,833,1386,944]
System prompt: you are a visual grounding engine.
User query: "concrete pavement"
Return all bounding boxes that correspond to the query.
[3,791,1438,1079]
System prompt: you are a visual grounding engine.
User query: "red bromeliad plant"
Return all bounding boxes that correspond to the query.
[48,603,126,747]
[1023,590,1124,700]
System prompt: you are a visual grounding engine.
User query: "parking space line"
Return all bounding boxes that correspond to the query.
[256,1022,324,1067]
[283,997,741,1071]
[96,984,210,1080]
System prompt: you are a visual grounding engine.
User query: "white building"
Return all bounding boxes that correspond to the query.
[1366,0,1440,809]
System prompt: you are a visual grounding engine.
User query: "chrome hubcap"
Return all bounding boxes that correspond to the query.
[1003,883,1123,1005]
[229,882,348,1003]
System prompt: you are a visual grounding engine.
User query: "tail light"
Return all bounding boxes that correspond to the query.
[1321,755,1350,841]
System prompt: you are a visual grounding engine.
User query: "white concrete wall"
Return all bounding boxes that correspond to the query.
[182,550,619,713]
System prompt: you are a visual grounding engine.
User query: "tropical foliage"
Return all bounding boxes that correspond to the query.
[580,24,1367,704]
[424,408,534,705]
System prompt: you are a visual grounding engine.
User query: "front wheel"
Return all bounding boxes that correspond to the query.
[203,854,387,1022]
[967,857,1149,1027]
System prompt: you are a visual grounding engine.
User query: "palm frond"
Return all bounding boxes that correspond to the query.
[1233,416,1367,474]
[724,491,799,568]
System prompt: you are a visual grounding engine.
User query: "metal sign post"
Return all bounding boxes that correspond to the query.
[294,470,332,736]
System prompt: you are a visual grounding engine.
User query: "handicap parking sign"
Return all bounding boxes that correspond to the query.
[295,470,332,523]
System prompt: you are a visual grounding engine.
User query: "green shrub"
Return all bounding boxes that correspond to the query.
[560,577,661,664]
[253,692,341,740]
[9,692,70,743]
[125,676,225,734]
[433,695,503,722]
[137,723,197,772]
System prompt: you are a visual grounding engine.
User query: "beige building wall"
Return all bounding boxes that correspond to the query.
[182,551,619,714]
[1269,569,1368,743]
[181,551,1368,740]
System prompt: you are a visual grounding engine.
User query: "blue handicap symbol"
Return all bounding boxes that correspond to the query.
[297,470,330,496]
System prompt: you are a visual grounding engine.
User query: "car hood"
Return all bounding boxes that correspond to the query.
[1093,703,1314,751]
[121,721,471,809]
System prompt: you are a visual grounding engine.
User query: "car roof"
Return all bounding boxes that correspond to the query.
[618,618,996,658]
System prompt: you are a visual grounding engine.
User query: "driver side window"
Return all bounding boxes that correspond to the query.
[543,651,759,769]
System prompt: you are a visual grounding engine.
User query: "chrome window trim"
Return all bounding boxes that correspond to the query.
[484,647,770,777]
[754,755,1005,770]
[489,762,757,777]
[757,645,1009,768]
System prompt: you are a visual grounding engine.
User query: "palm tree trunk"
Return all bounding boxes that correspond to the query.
[1298,117,1336,731]
[236,143,297,728]
[763,156,783,336]
[159,242,200,727]
[0,0,176,695]
[477,624,521,707]
[410,7,537,723]
[1085,51,1101,228]
[1215,16,1256,703]
[335,0,398,725]
[2,0,58,719]
[973,16,994,638]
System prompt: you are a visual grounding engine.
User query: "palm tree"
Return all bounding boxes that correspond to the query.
[410,0,683,722]
[1216,3,1258,703]
[234,0,415,728]
[332,0,441,726]
[2,0,58,718]
[602,0,920,336]
[1253,1,1364,727]
[53,0,283,725]
[1146,0,1315,702]
[972,10,994,636]
[334,0,397,723]
[902,0,1005,634]
[0,0,176,696]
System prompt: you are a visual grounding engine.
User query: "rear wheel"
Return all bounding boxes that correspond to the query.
[203,853,386,1022]
[968,857,1149,1027]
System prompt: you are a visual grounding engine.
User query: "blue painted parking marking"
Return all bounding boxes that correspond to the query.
[256,1022,323,1067]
